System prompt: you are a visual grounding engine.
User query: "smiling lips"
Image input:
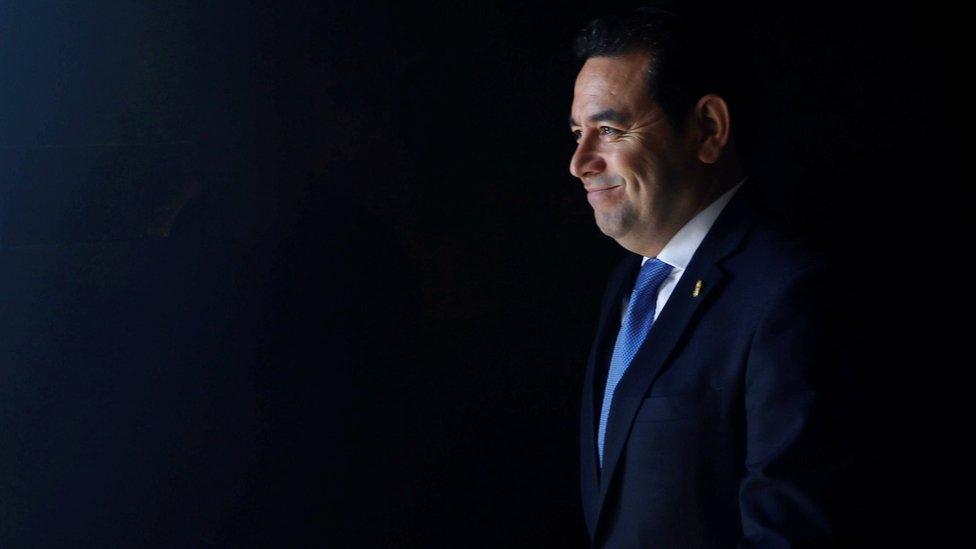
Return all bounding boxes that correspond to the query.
[586,185,621,194]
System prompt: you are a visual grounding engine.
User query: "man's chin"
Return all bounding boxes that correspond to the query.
[595,224,627,244]
[593,213,624,239]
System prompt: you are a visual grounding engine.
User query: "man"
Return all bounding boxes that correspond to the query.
[569,5,864,547]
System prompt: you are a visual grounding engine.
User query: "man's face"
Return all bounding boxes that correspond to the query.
[569,52,693,253]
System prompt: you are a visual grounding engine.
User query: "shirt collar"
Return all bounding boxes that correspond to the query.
[641,175,748,270]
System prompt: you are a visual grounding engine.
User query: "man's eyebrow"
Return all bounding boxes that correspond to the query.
[568,109,633,129]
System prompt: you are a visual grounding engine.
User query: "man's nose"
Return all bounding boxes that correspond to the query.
[569,137,606,180]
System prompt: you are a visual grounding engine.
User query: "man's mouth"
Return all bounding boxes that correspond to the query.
[587,185,621,194]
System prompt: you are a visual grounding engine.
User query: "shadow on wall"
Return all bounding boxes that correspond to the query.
[0,143,427,546]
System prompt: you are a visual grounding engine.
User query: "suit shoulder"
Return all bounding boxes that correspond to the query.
[732,211,837,284]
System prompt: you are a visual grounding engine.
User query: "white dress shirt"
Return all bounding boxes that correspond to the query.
[621,176,748,324]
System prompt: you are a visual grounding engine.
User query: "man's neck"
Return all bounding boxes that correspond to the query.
[628,172,746,258]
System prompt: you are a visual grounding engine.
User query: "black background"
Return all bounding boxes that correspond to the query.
[0,1,951,546]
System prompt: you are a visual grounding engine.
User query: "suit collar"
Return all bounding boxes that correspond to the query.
[581,176,761,538]
[652,176,747,272]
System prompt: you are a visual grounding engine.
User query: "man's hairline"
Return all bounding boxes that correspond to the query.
[575,50,702,139]
[578,49,661,106]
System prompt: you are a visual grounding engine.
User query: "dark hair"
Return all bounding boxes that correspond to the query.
[574,4,758,167]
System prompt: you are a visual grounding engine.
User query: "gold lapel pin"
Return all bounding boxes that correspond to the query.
[692,279,703,297]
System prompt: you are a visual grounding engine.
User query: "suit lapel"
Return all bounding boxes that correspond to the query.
[580,252,642,531]
[585,180,761,536]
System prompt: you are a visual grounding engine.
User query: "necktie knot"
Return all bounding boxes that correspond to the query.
[634,258,673,295]
[622,258,673,327]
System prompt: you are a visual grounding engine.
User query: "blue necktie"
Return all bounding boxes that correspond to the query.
[597,257,673,468]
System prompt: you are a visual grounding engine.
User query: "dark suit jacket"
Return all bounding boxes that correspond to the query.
[580,179,864,547]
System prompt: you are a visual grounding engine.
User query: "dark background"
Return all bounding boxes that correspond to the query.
[0,1,949,546]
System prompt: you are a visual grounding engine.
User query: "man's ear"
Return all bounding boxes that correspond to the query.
[693,94,731,164]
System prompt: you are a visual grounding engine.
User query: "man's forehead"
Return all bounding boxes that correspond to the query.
[571,52,653,124]
[574,53,651,95]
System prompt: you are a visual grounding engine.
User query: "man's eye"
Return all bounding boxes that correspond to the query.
[572,127,619,141]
